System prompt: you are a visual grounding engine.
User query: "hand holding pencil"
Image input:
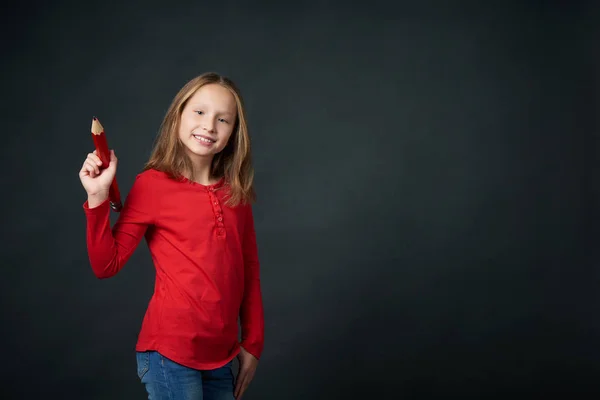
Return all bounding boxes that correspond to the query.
[79,117,122,211]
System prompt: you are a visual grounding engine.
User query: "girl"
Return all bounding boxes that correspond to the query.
[79,72,264,400]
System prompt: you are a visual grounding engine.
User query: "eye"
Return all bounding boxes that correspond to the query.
[218,118,228,123]
[195,111,204,115]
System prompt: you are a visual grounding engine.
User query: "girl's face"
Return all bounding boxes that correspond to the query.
[178,83,237,161]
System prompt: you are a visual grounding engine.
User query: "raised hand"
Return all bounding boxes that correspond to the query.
[79,149,118,206]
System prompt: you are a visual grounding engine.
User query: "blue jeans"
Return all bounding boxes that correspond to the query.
[136,351,235,400]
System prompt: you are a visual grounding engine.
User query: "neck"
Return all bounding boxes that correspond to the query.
[187,155,216,185]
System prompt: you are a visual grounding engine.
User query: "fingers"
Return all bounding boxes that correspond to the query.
[80,151,103,177]
[81,160,98,177]
[237,377,250,399]
[87,152,103,167]
[81,150,118,173]
[234,348,258,399]
[234,368,245,399]
[79,160,98,178]
[234,368,254,399]
[79,149,118,182]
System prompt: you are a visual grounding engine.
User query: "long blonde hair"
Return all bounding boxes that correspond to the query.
[144,72,255,207]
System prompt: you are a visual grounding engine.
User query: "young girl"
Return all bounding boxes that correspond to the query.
[79,72,264,400]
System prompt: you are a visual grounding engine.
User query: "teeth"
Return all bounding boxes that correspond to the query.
[193,135,214,143]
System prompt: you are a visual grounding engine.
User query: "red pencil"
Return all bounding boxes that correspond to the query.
[90,117,122,212]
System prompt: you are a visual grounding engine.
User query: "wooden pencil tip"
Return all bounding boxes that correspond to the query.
[91,116,104,135]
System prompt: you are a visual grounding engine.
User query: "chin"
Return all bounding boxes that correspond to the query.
[184,142,218,157]
[189,148,215,157]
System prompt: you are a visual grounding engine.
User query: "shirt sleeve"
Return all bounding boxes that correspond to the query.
[83,172,155,279]
[239,204,265,359]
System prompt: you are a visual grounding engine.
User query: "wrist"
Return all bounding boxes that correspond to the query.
[87,191,109,208]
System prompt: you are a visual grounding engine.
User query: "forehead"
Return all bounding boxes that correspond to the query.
[187,84,236,113]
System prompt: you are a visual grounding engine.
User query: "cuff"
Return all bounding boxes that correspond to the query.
[83,198,110,214]
[240,340,263,360]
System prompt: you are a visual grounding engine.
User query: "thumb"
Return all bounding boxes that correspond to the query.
[107,150,118,171]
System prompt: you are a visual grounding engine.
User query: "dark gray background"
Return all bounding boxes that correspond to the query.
[2,0,598,398]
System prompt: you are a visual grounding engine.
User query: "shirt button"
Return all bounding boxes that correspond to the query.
[214,201,218,205]
[218,217,223,222]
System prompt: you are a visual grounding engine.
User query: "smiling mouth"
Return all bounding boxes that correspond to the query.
[193,134,216,144]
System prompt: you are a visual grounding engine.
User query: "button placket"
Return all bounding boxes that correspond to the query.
[208,187,226,238]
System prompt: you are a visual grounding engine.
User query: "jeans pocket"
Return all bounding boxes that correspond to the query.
[136,352,150,380]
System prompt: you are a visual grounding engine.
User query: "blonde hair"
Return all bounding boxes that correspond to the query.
[144,72,255,207]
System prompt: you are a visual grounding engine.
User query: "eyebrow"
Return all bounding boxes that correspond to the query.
[189,104,235,116]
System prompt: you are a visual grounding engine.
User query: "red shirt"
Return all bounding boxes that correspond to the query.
[83,169,264,370]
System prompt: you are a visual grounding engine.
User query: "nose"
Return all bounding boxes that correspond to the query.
[202,119,215,133]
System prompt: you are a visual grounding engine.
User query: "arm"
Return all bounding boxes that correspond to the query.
[83,173,155,279]
[239,204,265,359]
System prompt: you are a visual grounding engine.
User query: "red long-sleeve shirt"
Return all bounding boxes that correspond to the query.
[83,168,264,370]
